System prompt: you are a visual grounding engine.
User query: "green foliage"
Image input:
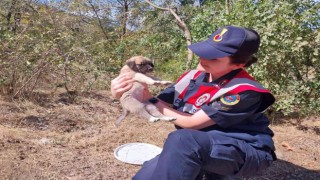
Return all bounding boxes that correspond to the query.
[155,50,189,81]
[0,1,117,96]
[189,0,320,116]
[0,0,318,118]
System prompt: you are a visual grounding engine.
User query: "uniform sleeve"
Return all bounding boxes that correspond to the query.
[156,84,176,104]
[201,90,262,128]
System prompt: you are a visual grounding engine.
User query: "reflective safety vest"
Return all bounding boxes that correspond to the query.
[173,69,275,114]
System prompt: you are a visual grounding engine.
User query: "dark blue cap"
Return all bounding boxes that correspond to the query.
[188,26,260,60]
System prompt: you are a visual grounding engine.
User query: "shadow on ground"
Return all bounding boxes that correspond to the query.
[240,159,320,180]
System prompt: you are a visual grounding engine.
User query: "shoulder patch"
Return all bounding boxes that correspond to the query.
[220,94,240,106]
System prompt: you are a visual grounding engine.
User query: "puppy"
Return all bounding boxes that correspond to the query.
[115,56,176,126]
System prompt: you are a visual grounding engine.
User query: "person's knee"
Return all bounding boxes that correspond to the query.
[167,129,195,145]
[166,129,210,154]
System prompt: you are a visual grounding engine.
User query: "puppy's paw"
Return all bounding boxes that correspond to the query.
[160,81,173,85]
[161,116,177,121]
[153,81,172,85]
[148,117,160,122]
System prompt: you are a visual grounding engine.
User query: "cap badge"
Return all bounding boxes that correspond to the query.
[220,94,240,106]
[213,28,228,42]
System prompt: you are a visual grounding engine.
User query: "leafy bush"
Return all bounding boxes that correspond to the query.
[188,0,320,117]
[0,0,318,118]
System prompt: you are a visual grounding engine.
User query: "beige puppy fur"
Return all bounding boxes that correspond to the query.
[115,56,176,126]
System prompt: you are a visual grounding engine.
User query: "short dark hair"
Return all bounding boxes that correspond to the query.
[230,54,258,68]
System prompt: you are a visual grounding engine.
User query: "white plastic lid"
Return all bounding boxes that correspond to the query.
[114,142,162,165]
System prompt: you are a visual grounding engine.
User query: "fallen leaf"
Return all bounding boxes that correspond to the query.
[281,142,294,151]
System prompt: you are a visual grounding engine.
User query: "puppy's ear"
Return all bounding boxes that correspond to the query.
[126,58,138,72]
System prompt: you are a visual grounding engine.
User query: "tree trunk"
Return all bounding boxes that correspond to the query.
[121,2,129,38]
[226,0,230,15]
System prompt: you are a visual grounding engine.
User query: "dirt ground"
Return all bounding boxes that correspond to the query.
[0,90,319,180]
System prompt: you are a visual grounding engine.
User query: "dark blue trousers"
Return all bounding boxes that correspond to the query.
[133,129,273,180]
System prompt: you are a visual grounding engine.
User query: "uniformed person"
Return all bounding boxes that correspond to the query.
[111,25,277,179]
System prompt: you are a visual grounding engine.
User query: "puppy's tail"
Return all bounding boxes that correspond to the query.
[115,109,129,127]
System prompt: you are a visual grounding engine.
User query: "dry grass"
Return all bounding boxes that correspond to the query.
[0,90,319,180]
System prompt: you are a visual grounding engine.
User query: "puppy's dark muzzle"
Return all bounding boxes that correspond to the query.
[147,66,153,72]
[137,63,154,73]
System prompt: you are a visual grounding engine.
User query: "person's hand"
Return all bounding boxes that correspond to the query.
[111,74,135,99]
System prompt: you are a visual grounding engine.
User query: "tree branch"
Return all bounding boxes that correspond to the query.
[144,0,169,11]
[144,0,193,70]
